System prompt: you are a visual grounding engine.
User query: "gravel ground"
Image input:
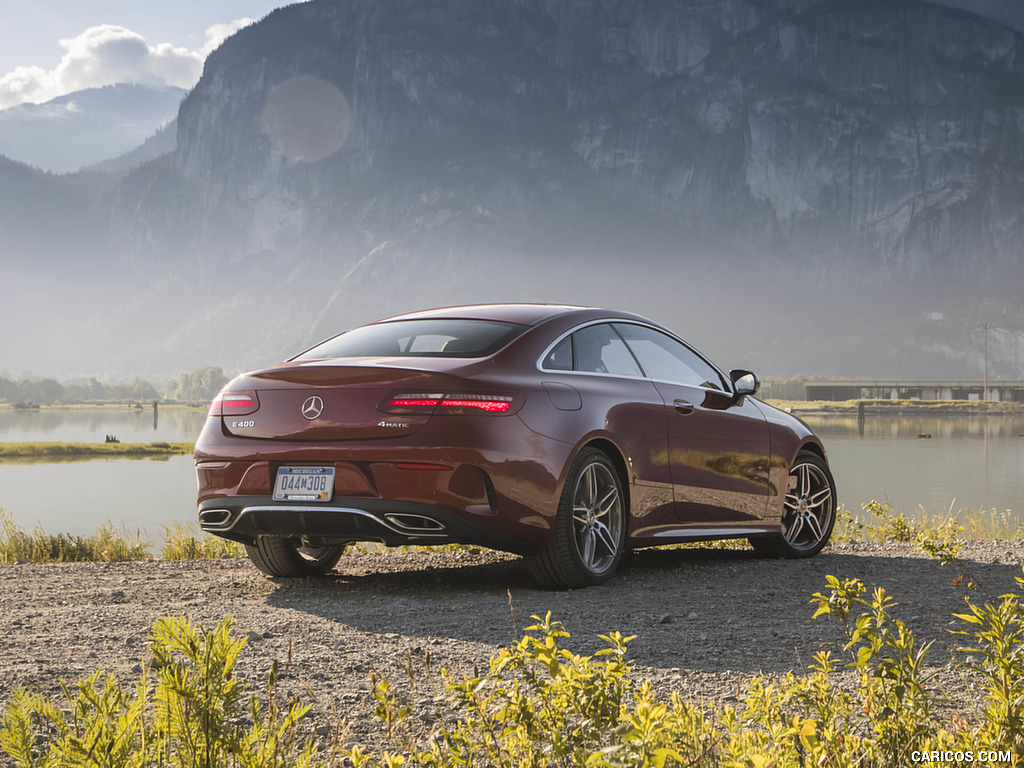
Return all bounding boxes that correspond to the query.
[2,541,1023,753]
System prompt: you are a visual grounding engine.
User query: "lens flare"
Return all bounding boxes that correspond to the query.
[261,75,350,163]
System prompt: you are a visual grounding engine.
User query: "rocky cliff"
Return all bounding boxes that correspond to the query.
[151,0,1024,280]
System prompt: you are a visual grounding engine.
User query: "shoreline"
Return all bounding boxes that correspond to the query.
[764,398,1024,415]
[3,402,207,411]
[0,441,194,461]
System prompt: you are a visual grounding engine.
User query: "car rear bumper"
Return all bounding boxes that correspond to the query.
[197,496,535,554]
[194,414,576,554]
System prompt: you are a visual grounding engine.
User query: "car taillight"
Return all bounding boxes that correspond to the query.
[382,393,517,414]
[438,395,513,413]
[386,393,444,408]
[208,390,259,417]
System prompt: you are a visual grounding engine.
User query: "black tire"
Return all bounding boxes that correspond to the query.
[749,449,836,558]
[244,537,345,577]
[529,448,627,588]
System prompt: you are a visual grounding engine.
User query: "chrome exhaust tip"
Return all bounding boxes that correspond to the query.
[383,513,445,532]
[199,509,233,527]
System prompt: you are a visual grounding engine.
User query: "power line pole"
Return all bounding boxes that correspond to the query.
[979,322,992,401]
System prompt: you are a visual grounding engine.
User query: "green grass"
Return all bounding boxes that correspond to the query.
[0,511,240,564]
[2,499,1020,566]
[161,521,245,560]
[833,500,1024,545]
[0,441,194,463]
[0,509,151,564]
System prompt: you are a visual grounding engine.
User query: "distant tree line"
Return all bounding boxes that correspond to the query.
[161,367,229,403]
[0,367,229,406]
[2,369,848,405]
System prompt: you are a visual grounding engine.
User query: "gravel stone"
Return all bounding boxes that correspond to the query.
[1,542,1022,752]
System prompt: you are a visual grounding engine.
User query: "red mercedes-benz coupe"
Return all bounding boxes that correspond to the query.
[195,304,836,587]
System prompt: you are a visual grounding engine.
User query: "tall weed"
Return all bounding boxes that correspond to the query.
[161,522,244,560]
[0,509,150,564]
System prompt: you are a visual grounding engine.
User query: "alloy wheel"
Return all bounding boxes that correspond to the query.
[571,461,624,575]
[782,461,834,551]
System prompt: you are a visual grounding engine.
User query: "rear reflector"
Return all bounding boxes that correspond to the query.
[209,390,260,416]
[394,462,453,471]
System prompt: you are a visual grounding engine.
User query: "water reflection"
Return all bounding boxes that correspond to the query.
[803,413,1024,520]
[809,414,1024,440]
[0,455,197,541]
[0,407,206,443]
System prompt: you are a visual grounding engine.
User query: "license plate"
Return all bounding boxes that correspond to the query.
[273,466,334,501]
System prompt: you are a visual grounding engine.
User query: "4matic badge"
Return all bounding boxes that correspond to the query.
[378,420,407,428]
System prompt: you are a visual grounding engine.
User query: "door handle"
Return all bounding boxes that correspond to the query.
[673,399,694,414]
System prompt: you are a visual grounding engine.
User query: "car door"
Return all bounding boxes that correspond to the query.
[540,323,675,523]
[613,323,772,526]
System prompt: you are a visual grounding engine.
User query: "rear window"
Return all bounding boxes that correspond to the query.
[293,319,528,360]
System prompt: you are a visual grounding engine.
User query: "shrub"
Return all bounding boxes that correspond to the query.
[843,500,1024,546]
[347,572,1024,766]
[0,616,320,768]
[953,570,1024,756]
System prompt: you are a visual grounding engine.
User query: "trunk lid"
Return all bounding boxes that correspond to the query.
[224,361,464,441]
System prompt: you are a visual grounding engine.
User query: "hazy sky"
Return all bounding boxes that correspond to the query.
[0,1,297,108]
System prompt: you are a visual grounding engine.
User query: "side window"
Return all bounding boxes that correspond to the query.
[614,324,726,390]
[542,335,573,371]
[572,324,643,377]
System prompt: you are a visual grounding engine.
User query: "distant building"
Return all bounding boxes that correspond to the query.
[804,381,1024,402]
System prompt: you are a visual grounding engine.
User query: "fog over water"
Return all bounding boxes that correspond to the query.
[2,0,1024,383]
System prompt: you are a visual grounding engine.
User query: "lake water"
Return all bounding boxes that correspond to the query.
[0,409,1021,539]
[0,408,207,541]
[0,455,198,541]
[0,407,206,443]
[803,413,1024,519]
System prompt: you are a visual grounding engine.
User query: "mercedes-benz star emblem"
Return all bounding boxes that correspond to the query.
[301,396,324,420]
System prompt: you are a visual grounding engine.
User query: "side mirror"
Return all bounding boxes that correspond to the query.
[730,369,760,397]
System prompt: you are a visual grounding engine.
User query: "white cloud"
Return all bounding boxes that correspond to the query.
[0,19,253,110]
[201,20,253,56]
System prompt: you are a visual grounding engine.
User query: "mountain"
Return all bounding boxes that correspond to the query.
[3,0,1024,380]
[161,0,1024,277]
[0,84,184,173]
[932,0,1024,33]
[84,119,177,174]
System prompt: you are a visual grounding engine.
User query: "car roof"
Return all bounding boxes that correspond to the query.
[373,303,594,326]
